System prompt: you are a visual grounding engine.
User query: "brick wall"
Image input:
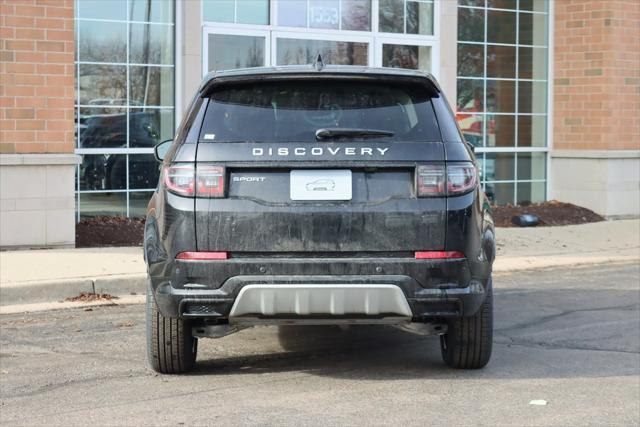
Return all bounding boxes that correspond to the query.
[554,0,640,150]
[0,0,75,155]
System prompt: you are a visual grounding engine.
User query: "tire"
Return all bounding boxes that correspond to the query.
[440,279,493,369]
[146,284,198,374]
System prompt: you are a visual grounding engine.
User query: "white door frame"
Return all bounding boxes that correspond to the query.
[202,26,271,76]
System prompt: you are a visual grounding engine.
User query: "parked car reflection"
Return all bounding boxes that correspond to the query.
[78,105,161,191]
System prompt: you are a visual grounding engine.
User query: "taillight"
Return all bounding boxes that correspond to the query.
[164,164,195,196]
[416,164,445,196]
[447,162,477,195]
[416,162,477,197]
[163,164,226,198]
[196,165,225,198]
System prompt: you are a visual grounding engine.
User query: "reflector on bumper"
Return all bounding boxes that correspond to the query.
[176,251,228,260]
[414,251,465,259]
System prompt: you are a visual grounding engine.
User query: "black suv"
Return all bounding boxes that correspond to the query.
[144,63,496,374]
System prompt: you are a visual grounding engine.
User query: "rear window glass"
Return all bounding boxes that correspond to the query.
[199,81,441,143]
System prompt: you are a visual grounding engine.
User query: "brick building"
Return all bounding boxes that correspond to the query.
[1,0,77,247]
[0,0,638,248]
[551,0,639,216]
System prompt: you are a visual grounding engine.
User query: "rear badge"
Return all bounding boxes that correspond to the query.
[290,170,352,201]
[232,176,266,182]
[203,133,216,140]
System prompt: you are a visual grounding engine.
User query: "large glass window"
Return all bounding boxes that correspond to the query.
[276,38,368,66]
[277,0,372,31]
[456,0,548,205]
[379,0,434,35]
[203,0,270,25]
[207,33,266,72]
[202,1,438,74]
[382,44,431,71]
[75,0,174,219]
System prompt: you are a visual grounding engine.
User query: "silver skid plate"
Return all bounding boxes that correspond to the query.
[229,284,412,324]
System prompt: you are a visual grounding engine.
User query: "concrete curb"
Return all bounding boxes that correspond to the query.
[2,255,639,310]
[0,295,147,315]
[492,254,640,275]
[0,274,147,306]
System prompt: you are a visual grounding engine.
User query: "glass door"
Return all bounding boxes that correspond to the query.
[202,27,270,75]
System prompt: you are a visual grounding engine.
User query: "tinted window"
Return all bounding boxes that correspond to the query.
[200,81,441,142]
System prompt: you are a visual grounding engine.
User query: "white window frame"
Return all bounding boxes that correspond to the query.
[202,25,271,76]
[200,0,443,75]
[455,2,552,205]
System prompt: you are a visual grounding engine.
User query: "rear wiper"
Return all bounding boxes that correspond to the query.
[315,128,394,140]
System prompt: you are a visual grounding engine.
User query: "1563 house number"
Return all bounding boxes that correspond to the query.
[309,6,339,27]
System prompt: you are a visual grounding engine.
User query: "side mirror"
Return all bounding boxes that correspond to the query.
[154,139,172,162]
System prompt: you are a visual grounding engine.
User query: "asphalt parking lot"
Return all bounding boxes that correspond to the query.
[1,263,639,426]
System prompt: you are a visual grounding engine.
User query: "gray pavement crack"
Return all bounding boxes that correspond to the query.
[495,333,640,355]
[495,303,639,334]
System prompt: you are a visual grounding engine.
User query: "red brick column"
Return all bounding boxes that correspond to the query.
[0,0,75,154]
[552,0,639,217]
[554,0,639,150]
[0,0,79,248]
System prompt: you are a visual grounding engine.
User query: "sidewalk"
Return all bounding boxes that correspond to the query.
[1,219,638,309]
[495,219,640,272]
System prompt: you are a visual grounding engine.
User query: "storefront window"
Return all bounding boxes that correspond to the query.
[278,0,308,27]
[276,38,368,65]
[486,10,516,44]
[129,23,174,65]
[382,44,431,70]
[342,0,372,30]
[458,7,484,42]
[203,0,269,25]
[207,34,266,71]
[77,0,127,20]
[203,0,437,73]
[486,45,516,78]
[276,0,371,31]
[129,0,174,23]
[309,0,340,29]
[456,0,548,205]
[75,0,174,219]
[379,0,434,35]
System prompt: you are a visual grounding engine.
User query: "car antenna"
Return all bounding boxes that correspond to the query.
[313,53,325,71]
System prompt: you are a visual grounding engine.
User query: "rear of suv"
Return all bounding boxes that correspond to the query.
[144,64,496,374]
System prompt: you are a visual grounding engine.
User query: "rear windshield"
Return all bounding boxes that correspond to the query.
[199,81,441,143]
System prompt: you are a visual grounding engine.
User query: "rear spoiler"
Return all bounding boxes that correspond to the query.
[199,72,442,99]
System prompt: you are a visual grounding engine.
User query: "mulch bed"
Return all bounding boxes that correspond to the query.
[65,292,118,302]
[74,201,605,247]
[491,200,604,228]
[75,216,145,248]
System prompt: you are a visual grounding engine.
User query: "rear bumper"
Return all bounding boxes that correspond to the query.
[229,284,413,324]
[150,257,490,321]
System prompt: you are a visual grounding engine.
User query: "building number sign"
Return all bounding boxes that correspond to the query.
[309,6,339,27]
